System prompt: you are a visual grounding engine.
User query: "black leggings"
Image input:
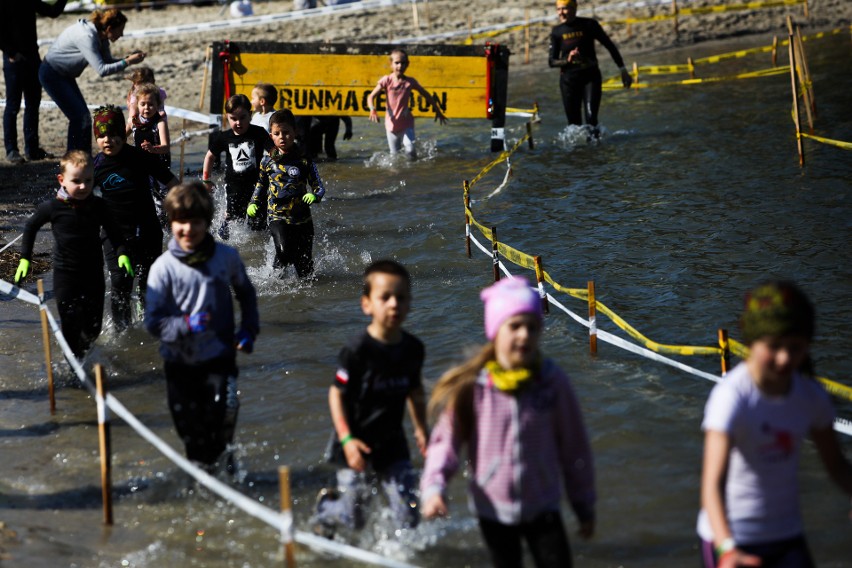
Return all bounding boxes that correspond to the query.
[478,511,573,568]
[268,218,314,278]
[559,66,603,127]
[103,229,162,331]
[53,269,105,358]
[164,357,239,467]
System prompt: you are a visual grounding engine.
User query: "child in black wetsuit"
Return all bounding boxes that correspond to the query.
[247,109,325,279]
[15,150,133,358]
[130,82,171,227]
[92,105,179,331]
[202,94,272,240]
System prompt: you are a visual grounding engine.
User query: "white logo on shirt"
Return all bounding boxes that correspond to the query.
[229,140,256,174]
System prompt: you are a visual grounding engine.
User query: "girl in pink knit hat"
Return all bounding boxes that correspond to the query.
[420,277,595,568]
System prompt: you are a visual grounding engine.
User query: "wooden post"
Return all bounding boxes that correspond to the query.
[526,121,534,150]
[533,256,549,314]
[179,118,187,182]
[717,329,730,376]
[588,281,597,355]
[37,280,56,415]
[687,56,695,79]
[524,8,530,65]
[198,46,212,112]
[803,0,809,18]
[490,226,500,282]
[788,34,805,166]
[672,0,679,39]
[795,26,816,118]
[463,180,472,258]
[279,466,296,567]
[771,35,778,67]
[632,61,639,87]
[787,17,813,134]
[95,364,113,526]
[467,14,473,43]
[411,0,420,30]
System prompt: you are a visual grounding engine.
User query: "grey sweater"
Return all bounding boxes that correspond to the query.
[43,19,124,78]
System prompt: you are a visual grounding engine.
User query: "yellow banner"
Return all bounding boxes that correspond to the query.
[231,51,488,118]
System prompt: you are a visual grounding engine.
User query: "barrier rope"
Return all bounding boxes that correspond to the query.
[800,132,852,150]
[462,125,852,409]
[603,65,789,90]
[0,277,420,568]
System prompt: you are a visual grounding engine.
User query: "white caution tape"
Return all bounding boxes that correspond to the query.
[41,0,412,45]
[0,234,23,255]
[0,99,220,126]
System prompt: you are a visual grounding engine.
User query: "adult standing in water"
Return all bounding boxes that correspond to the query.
[39,9,146,153]
[548,0,632,136]
[0,0,68,164]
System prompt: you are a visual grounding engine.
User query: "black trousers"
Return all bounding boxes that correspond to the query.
[478,511,573,568]
[53,269,105,358]
[164,356,239,467]
[269,218,314,278]
[102,229,162,331]
[559,66,603,127]
[225,180,266,230]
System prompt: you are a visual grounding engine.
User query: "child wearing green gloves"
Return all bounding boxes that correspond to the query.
[16,150,132,359]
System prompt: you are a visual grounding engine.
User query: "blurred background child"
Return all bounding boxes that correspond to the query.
[126,65,167,129]
[421,277,596,568]
[250,82,277,132]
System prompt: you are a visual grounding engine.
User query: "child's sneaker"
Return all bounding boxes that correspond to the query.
[311,487,339,539]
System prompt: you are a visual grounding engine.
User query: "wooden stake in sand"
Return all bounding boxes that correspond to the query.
[95,364,114,526]
[718,329,730,376]
[37,279,55,415]
[524,8,531,65]
[788,34,804,166]
[278,466,296,567]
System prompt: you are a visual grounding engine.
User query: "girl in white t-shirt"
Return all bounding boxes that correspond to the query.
[698,281,852,568]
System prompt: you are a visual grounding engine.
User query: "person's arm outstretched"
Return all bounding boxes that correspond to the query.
[413,82,447,124]
[366,83,383,124]
[420,409,462,519]
[329,385,370,472]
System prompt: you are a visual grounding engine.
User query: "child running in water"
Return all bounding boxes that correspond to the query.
[131,83,171,226]
[92,105,178,332]
[144,182,259,475]
[421,277,596,568]
[247,109,325,279]
[312,260,427,538]
[15,150,132,359]
[366,48,447,159]
[203,94,271,239]
[250,82,277,132]
[697,281,852,568]
[126,66,167,129]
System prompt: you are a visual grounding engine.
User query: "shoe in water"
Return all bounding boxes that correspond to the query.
[311,487,340,539]
[6,150,25,165]
[217,221,230,241]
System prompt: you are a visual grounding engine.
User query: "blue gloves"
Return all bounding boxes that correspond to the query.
[302,193,317,205]
[247,203,258,217]
[14,259,29,283]
[185,312,210,334]
[235,329,254,354]
[118,254,134,277]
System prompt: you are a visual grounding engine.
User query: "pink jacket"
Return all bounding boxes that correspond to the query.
[421,358,596,525]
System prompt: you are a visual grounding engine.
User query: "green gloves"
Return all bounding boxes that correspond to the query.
[14,258,29,283]
[247,203,258,217]
[302,193,317,205]
[118,254,134,277]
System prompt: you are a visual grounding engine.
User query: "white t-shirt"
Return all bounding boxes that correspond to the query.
[696,362,834,545]
[250,111,273,132]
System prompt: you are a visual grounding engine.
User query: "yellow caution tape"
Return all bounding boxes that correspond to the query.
[801,132,852,150]
[506,106,538,115]
[602,0,805,26]
[604,65,789,89]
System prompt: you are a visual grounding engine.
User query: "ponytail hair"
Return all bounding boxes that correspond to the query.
[428,343,494,442]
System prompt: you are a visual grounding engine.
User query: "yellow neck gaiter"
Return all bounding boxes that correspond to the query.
[485,358,539,393]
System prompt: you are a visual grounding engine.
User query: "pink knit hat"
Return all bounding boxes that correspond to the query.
[480,277,543,340]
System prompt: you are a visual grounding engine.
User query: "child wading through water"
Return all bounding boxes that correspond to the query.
[421,277,596,568]
[92,105,178,332]
[247,109,325,279]
[144,182,259,475]
[130,82,171,226]
[250,82,276,132]
[15,150,133,359]
[366,48,447,160]
[312,260,428,538]
[203,94,271,239]
[697,281,852,568]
